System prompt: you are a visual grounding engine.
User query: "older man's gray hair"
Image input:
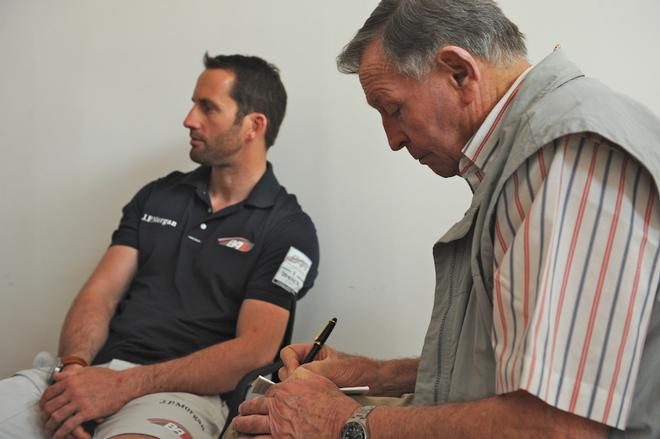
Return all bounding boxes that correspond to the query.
[337,0,527,79]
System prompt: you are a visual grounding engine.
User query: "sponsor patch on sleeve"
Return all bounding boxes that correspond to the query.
[272,246,312,295]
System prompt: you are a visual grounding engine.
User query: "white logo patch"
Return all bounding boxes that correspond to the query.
[272,247,312,295]
[141,213,178,228]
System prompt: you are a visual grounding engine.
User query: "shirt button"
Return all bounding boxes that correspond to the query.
[200,223,207,230]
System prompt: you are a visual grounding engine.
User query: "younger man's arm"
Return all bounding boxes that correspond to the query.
[57,244,138,364]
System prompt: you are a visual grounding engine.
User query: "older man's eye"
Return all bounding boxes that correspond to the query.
[385,104,401,117]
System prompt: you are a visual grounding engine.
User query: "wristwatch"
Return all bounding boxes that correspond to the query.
[340,405,375,439]
[48,355,88,384]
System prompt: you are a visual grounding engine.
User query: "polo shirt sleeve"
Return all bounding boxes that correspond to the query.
[244,212,320,310]
[110,180,159,249]
[491,134,660,430]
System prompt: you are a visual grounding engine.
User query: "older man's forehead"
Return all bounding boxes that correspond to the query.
[358,42,400,102]
[358,60,391,87]
[359,67,393,107]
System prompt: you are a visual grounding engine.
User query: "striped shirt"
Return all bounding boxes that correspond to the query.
[459,76,660,429]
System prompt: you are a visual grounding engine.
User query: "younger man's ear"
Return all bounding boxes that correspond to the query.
[244,113,268,142]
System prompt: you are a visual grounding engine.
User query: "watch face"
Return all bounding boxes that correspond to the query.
[48,364,63,384]
[341,421,366,439]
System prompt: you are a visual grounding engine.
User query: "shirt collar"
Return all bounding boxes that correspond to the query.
[182,161,281,208]
[458,66,532,190]
[245,162,281,208]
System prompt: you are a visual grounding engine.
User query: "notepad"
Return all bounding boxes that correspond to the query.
[252,375,369,395]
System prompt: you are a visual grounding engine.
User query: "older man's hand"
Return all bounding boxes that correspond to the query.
[234,367,360,439]
[39,366,135,439]
[278,343,374,390]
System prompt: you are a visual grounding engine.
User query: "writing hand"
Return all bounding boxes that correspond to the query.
[279,343,371,391]
[278,343,338,380]
[234,367,359,439]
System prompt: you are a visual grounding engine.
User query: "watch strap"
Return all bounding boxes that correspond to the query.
[48,355,88,384]
[59,355,89,368]
[350,405,375,424]
[342,405,375,438]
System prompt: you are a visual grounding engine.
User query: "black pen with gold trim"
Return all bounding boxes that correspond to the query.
[302,317,337,364]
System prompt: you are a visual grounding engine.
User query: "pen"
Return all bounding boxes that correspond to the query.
[302,317,337,364]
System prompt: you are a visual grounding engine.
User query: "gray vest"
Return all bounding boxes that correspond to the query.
[414,49,660,437]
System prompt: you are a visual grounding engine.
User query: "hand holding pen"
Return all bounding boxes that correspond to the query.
[276,318,370,394]
[278,318,338,381]
[302,317,337,364]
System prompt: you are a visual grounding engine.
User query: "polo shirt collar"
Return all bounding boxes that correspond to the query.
[245,162,281,208]
[182,164,211,189]
[182,161,281,208]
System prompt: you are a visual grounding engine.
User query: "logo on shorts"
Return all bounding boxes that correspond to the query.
[148,418,192,439]
[217,236,254,252]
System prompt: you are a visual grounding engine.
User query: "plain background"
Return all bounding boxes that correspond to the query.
[1,0,659,378]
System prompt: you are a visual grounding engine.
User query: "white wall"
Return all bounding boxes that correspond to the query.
[1,0,659,377]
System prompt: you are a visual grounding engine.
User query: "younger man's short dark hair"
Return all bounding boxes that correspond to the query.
[204,53,287,148]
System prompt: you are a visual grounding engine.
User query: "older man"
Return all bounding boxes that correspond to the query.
[234,0,660,438]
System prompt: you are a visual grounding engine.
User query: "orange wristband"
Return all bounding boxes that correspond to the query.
[60,355,89,368]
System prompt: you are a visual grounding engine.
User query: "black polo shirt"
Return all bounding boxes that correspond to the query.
[93,162,319,365]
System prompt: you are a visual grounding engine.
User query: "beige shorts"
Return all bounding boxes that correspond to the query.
[92,360,227,439]
[94,391,227,439]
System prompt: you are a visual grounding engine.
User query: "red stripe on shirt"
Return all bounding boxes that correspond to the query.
[495,221,508,254]
[460,161,474,176]
[538,149,548,179]
[510,207,532,388]
[544,143,600,401]
[495,268,509,392]
[523,211,531,330]
[569,156,628,412]
[525,143,569,391]
[513,173,526,220]
[602,189,655,422]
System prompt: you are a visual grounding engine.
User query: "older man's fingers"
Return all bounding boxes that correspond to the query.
[238,396,270,416]
[233,414,271,435]
[279,344,309,371]
[235,397,274,435]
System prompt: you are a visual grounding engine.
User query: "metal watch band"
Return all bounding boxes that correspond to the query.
[340,405,376,439]
[351,405,375,424]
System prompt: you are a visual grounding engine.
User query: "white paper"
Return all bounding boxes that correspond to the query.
[251,375,369,396]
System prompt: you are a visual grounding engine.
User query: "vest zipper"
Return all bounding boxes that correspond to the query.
[434,246,457,404]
